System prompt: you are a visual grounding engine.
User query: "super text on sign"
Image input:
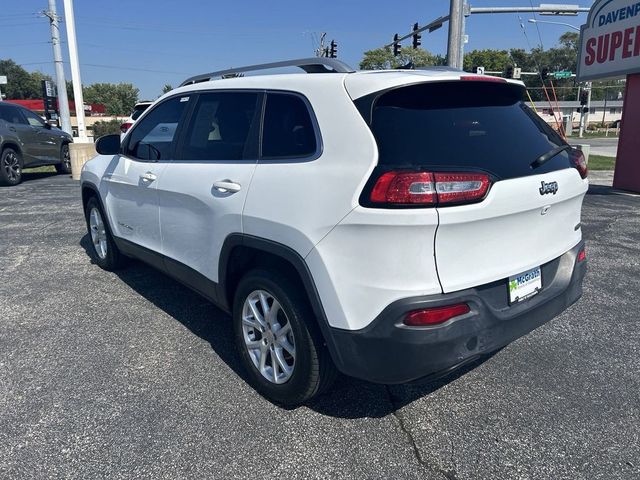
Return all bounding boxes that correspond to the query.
[577,0,640,81]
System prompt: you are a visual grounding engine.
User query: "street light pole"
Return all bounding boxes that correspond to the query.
[527,18,579,31]
[44,0,72,135]
[63,0,87,141]
[447,0,464,69]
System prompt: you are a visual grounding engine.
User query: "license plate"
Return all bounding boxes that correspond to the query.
[508,266,542,304]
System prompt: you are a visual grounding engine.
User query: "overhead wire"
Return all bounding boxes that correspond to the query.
[517,15,564,136]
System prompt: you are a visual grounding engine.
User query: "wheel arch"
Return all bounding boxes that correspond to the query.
[219,233,345,368]
[80,182,114,230]
[81,181,101,212]
[1,141,22,156]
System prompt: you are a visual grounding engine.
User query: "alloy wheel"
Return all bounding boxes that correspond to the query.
[2,151,21,182]
[62,145,71,170]
[89,207,108,259]
[242,289,296,384]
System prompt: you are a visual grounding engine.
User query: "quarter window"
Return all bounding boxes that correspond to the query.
[180,92,259,161]
[22,109,46,127]
[261,93,316,159]
[125,96,188,160]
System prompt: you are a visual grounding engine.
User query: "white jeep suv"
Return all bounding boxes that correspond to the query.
[81,58,588,405]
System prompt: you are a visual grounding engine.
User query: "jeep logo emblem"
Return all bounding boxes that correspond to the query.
[539,181,558,195]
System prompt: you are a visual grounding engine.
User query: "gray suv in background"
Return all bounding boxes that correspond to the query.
[0,102,74,186]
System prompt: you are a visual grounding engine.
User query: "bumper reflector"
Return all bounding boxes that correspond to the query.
[404,303,471,326]
[577,248,587,262]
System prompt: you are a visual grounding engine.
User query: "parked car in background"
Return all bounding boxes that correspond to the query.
[0,102,74,186]
[120,101,153,138]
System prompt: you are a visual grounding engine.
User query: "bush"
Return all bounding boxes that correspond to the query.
[91,119,122,138]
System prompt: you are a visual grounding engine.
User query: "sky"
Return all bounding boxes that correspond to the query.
[1,0,593,100]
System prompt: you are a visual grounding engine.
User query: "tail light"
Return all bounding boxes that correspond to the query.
[367,170,491,207]
[460,75,507,83]
[404,303,471,326]
[120,122,133,134]
[577,247,587,262]
[570,149,588,179]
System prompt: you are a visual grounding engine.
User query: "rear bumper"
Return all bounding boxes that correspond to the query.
[328,241,587,384]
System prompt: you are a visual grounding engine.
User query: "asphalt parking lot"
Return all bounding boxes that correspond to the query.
[1,171,638,479]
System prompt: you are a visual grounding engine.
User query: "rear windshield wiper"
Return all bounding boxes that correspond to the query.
[530,144,571,169]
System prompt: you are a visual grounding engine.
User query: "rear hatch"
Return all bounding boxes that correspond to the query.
[353,78,588,294]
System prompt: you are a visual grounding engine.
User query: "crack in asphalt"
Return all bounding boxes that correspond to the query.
[384,386,459,480]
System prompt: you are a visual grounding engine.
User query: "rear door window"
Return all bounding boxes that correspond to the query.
[261,93,317,159]
[179,91,260,161]
[356,81,572,180]
[125,96,189,161]
[22,109,47,128]
[0,106,27,125]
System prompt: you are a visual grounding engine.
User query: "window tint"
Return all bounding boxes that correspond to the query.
[358,81,572,180]
[0,106,27,125]
[262,93,316,158]
[22,109,46,127]
[125,96,188,160]
[180,92,259,161]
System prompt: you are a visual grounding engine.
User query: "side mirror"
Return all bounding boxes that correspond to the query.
[95,134,121,155]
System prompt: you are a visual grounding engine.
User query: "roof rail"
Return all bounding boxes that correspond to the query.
[180,58,355,86]
[414,66,464,72]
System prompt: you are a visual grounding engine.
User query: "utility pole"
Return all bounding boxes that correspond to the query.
[43,0,72,135]
[315,32,327,57]
[63,0,86,141]
[447,0,464,69]
[578,81,591,137]
[460,1,469,65]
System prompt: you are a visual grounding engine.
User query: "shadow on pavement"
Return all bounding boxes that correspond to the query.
[588,184,639,196]
[20,171,60,183]
[80,233,493,418]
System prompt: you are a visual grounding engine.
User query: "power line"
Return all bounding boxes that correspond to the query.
[82,63,186,75]
[14,60,186,76]
[0,41,53,48]
[527,0,545,50]
[0,12,40,17]
[0,21,45,27]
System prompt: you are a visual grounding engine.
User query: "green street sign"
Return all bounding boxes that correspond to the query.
[553,71,572,79]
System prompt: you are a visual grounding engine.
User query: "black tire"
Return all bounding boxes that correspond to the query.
[233,269,337,406]
[84,196,126,271]
[55,143,72,174]
[0,147,23,186]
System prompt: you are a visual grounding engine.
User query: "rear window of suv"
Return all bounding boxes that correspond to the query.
[131,104,151,121]
[355,81,572,180]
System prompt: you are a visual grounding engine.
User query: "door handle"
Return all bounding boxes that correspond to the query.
[212,180,241,193]
[140,171,157,182]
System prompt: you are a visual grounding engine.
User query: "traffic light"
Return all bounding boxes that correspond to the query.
[393,34,401,57]
[412,23,421,49]
[505,65,514,78]
[329,40,337,58]
[580,90,589,105]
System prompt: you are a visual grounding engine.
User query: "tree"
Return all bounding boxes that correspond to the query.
[66,80,74,101]
[83,82,139,116]
[0,59,51,99]
[463,49,511,72]
[558,32,579,51]
[360,47,439,70]
[162,84,173,95]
